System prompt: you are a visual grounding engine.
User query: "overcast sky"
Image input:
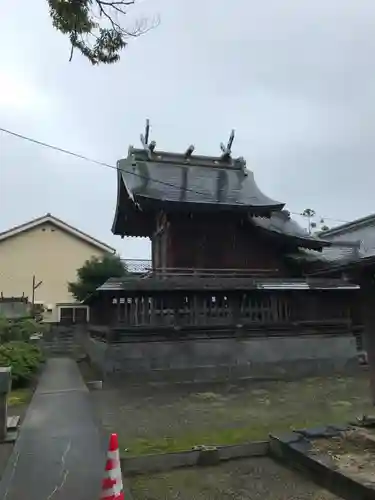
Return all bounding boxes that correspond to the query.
[1,0,375,258]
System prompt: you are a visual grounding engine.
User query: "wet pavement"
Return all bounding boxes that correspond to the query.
[0,358,105,500]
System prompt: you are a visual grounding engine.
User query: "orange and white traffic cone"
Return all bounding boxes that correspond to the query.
[100,433,124,500]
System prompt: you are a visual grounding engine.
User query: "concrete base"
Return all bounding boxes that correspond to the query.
[84,333,359,383]
[269,427,374,500]
[2,431,18,444]
[121,441,268,476]
[0,416,21,443]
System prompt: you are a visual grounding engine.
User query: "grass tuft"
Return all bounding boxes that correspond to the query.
[8,388,32,407]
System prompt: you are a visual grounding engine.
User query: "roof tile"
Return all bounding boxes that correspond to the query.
[118,150,284,211]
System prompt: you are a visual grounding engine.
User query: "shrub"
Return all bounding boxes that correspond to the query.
[0,341,44,388]
[0,316,46,343]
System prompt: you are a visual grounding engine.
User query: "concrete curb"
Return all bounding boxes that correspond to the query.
[269,426,375,500]
[121,441,268,476]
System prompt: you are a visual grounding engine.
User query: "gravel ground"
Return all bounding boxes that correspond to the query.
[81,360,372,456]
[310,431,375,487]
[130,457,340,500]
[79,360,352,499]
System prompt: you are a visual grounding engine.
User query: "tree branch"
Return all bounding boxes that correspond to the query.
[97,1,122,32]
[47,0,158,64]
[97,1,135,5]
[96,1,156,38]
[106,4,128,16]
[69,40,75,61]
[95,0,135,17]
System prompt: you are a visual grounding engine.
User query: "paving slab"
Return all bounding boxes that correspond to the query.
[0,358,105,500]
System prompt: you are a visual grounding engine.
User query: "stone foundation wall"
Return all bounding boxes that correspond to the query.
[84,332,359,383]
[82,332,108,370]
[42,324,83,357]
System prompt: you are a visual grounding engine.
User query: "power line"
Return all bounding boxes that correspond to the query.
[293,213,349,224]
[0,127,118,171]
[0,126,350,226]
[0,127,226,202]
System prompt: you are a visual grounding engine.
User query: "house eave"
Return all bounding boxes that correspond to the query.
[0,214,115,254]
[318,213,375,238]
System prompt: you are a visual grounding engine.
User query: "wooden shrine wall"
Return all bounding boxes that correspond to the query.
[152,213,288,273]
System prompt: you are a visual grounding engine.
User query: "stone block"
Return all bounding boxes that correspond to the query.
[271,432,304,444]
[296,426,340,439]
[0,367,11,442]
[0,367,12,394]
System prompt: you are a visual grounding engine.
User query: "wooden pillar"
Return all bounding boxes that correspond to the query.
[290,291,302,322]
[230,292,242,325]
[103,294,113,326]
[360,273,375,404]
[170,292,182,327]
[116,293,121,324]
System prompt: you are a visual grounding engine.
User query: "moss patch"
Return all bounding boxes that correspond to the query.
[123,414,355,456]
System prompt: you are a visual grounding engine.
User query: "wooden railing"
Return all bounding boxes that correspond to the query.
[105,290,349,328]
[147,268,279,278]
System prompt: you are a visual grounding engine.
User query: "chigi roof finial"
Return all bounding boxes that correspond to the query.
[184,144,195,159]
[140,119,156,159]
[220,129,235,160]
[141,118,150,146]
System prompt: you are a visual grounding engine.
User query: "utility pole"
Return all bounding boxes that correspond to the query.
[31,275,43,309]
[301,208,316,235]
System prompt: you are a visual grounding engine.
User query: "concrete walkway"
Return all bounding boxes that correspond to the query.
[0,358,105,500]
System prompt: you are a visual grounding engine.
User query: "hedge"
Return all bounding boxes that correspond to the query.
[0,316,46,343]
[0,341,44,388]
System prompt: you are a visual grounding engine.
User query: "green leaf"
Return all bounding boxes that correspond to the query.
[68,254,128,302]
[47,0,155,65]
